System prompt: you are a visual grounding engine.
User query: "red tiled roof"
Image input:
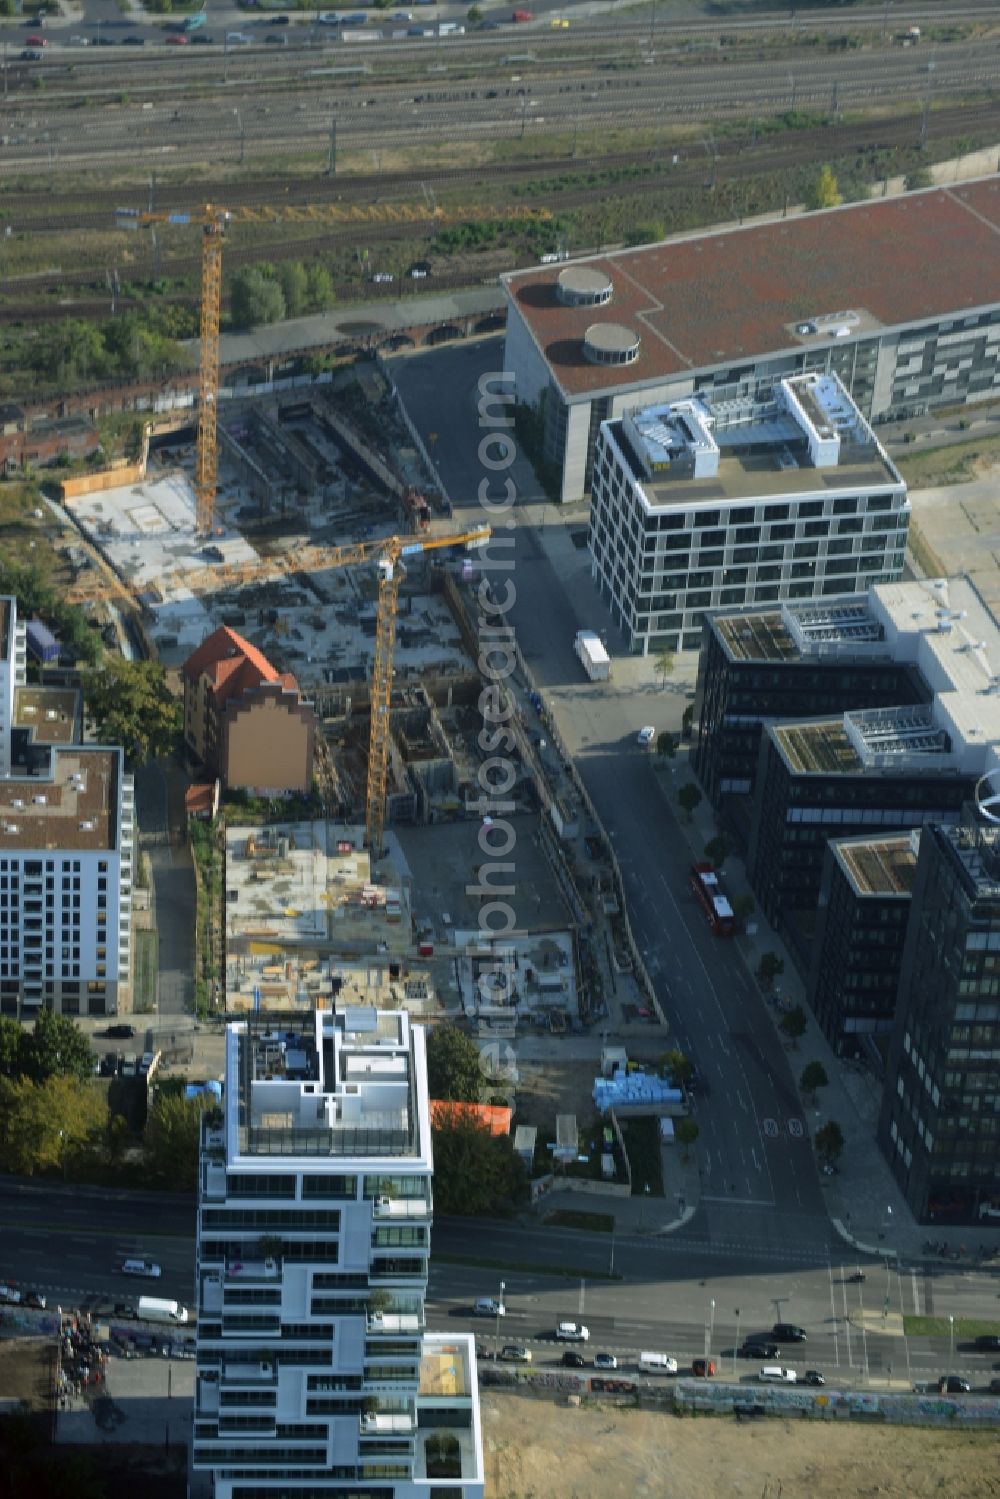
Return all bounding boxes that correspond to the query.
[504,180,1000,399]
[183,626,279,686]
[431,1100,513,1137]
[185,782,216,817]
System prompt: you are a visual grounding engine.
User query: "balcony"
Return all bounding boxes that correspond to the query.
[225,1258,281,1284]
[359,1411,416,1436]
[222,1360,278,1385]
[373,1196,430,1221]
[367,1311,423,1336]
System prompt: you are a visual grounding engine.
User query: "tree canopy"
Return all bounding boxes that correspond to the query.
[800,1060,829,1099]
[815,1120,845,1165]
[425,1025,484,1103]
[230,268,287,331]
[780,1005,808,1045]
[0,1073,106,1176]
[430,1118,524,1215]
[0,1010,94,1084]
[809,164,842,210]
[144,1090,213,1190]
[84,657,182,766]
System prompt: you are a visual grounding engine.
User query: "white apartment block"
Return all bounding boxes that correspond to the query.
[0,745,135,1019]
[589,372,909,654]
[194,1005,483,1499]
[0,596,27,778]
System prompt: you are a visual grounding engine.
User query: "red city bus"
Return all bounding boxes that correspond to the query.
[689,862,735,937]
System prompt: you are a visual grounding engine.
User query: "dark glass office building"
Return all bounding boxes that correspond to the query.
[746,709,972,953]
[878,822,1000,1225]
[808,832,918,1060]
[694,600,930,815]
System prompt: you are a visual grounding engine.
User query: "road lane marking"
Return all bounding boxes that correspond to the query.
[910,1269,922,1315]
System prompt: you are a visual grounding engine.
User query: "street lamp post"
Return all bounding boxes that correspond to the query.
[733,1308,741,1379]
[948,1314,954,1363]
[496,1280,506,1355]
[704,1298,715,1358]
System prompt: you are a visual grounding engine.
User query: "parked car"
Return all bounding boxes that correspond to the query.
[988,1378,1000,1394]
[975,1335,1000,1353]
[593,1353,618,1370]
[370,272,393,284]
[121,35,145,44]
[20,50,43,60]
[938,1375,971,1394]
[500,1345,531,1363]
[270,12,290,21]
[166,33,189,44]
[804,1369,826,1386]
[474,1344,495,1361]
[473,1298,505,1317]
[25,35,47,46]
[561,1351,586,1368]
[0,1284,22,1304]
[113,1302,137,1320]
[24,1291,47,1309]
[692,1358,715,1377]
[772,1323,807,1342]
[105,1024,136,1039]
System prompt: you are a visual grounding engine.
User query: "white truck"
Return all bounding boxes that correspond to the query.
[137,1296,189,1324]
[574,630,610,682]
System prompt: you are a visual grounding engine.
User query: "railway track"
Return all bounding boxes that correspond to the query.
[9,95,1000,233]
[3,100,996,321]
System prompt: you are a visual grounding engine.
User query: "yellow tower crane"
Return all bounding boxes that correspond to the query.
[115,199,550,534]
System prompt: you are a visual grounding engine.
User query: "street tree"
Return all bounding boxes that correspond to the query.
[425,1025,484,1103]
[780,1004,808,1047]
[677,783,703,821]
[734,893,756,929]
[0,1073,106,1177]
[756,951,784,989]
[656,731,677,759]
[84,658,182,767]
[430,1118,525,1214]
[675,1117,700,1162]
[661,1048,693,1087]
[704,834,731,869]
[654,648,675,689]
[815,1119,845,1166]
[144,1090,213,1190]
[800,1060,829,1102]
[22,1008,95,1084]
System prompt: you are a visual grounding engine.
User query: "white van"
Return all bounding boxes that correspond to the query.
[138,1296,189,1324]
[638,1351,678,1374]
[121,1258,162,1279]
[759,1365,797,1383]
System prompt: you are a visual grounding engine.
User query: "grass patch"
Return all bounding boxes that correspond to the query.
[133,928,159,1016]
[543,1210,615,1234]
[895,434,1000,489]
[432,1252,621,1281]
[903,1315,1000,1338]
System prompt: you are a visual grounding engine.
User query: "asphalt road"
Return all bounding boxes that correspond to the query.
[2,1179,998,1389]
[389,339,828,1262]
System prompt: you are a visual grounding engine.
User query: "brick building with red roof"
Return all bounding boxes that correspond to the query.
[182,626,317,795]
[502,178,1000,504]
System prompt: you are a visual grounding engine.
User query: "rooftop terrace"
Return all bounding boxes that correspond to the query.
[13,686,81,746]
[835,834,919,897]
[0,746,122,852]
[229,1005,429,1164]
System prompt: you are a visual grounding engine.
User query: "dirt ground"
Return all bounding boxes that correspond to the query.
[514,1059,599,1131]
[481,1391,1000,1499]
